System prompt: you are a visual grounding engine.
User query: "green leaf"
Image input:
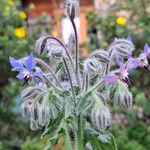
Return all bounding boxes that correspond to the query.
[41,111,64,138]
[85,133,102,150]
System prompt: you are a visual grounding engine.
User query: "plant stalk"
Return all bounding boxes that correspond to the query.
[76,114,85,150]
[70,18,80,86]
[64,123,73,150]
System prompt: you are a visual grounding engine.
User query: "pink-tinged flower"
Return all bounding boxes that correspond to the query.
[104,65,130,85]
[139,43,150,69]
[103,74,118,85]
[144,43,150,56]
[9,53,43,84]
[126,43,150,72]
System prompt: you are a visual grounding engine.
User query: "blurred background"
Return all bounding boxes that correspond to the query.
[0,0,150,149]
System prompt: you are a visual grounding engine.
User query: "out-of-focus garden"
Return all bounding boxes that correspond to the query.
[0,0,150,149]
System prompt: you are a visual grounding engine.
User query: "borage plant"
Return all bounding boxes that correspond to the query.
[9,0,150,149]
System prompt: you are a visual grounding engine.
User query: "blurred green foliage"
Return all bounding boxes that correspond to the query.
[85,0,150,50]
[0,0,53,149]
[21,137,47,150]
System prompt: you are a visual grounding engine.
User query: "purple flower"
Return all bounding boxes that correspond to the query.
[139,43,150,69]
[9,53,42,84]
[104,64,130,85]
[126,43,150,71]
[103,74,118,85]
[125,53,140,72]
[121,43,150,73]
[144,43,150,56]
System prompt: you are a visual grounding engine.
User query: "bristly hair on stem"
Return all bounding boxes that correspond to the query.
[9,0,150,149]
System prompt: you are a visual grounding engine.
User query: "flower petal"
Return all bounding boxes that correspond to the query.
[119,65,126,74]
[144,43,150,56]
[127,60,140,72]
[24,53,36,71]
[115,55,123,67]
[103,74,118,85]
[33,77,41,84]
[127,53,132,60]
[127,35,132,42]
[16,71,24,80]
[9,57,23,69]
[33,71,43,77]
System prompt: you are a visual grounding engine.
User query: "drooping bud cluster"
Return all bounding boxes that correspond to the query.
[66,0,79,19]
[84,58,102,74]
[108,37,135,58]
[20,83,63,130]
[35,36,66,60]
[83,49,109,76]
[89,49,110,63]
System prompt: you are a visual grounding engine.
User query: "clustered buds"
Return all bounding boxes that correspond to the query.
[108,37,135,58]
[83,49,110,76]
[84,58,102,74]
[90,49,110,63]
[35,36,66,60]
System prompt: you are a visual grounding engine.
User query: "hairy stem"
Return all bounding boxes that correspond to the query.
[35,58,62,88]
[82,72,89,93]
[76,114,85,150]
[40,36,75,71]
[81,80,104,98]
[63,58,76,101]
[64,123,73,150]
[105,48,114,74]
[110,133,118,150]
[70,18,80,86]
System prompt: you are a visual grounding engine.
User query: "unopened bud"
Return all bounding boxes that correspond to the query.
[90,49,110,63]
[91,105,111,131]
[66,0,79,19]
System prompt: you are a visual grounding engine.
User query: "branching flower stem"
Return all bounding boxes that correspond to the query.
[35,58,62,88]
[76,114,85,150]
[63,58,76,102]
[81,80,104,98]
[81,72,89,93]
[41,36,75,70]
[105,48,114,74]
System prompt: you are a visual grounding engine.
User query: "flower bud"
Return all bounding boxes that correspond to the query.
[30,104,39,121]
[66,0,79,19]
[35,36,65,57]
[38,105,51,126]
[109,38,135,57]
[84,58,102,74]
[20,102,31,118]
[124,91,133,108]
[110,80,133,108]
[90,49,110,63]
[91,105,111,131]
[30,119,39,131]
[35,36,47,54]
[48,45,66,60]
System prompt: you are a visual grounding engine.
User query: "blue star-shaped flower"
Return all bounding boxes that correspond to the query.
[9,53,42,84]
